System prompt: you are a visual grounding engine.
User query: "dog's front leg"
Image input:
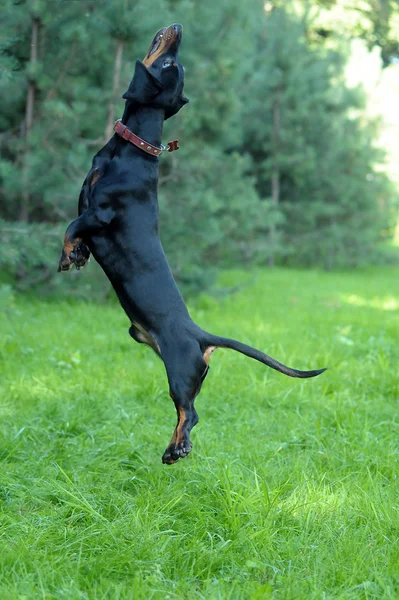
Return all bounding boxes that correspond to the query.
[58,206,115,272]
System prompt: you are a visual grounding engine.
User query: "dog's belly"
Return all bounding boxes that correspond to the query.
[88,234,190,334]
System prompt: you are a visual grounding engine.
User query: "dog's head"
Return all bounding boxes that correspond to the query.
[123,24,189,120]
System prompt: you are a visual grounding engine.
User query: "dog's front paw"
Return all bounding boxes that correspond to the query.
[57,241,90,272]
[72,242,90,270]
[57,249,74,272]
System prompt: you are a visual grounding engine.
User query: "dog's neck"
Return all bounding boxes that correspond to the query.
[122,105,165,148]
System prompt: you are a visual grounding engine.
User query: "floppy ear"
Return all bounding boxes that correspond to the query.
[164,94,190,120]
[122,60,162,103]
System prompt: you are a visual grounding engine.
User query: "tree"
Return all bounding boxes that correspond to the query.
[240,6,396,269]
[0,0,396,292]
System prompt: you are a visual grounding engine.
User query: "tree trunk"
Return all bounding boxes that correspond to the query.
[269,89,281,267]
[20,17,39,222]
[105,39,124,142]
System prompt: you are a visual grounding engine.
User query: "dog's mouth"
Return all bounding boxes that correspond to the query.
[142,23,182,68]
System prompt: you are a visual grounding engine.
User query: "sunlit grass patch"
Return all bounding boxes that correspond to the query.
[342,293,399,311]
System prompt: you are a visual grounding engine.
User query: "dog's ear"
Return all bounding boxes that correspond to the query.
[122,60,162,103]
[164,94,190,120]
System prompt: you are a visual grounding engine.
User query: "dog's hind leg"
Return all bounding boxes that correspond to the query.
[161,348,209,465]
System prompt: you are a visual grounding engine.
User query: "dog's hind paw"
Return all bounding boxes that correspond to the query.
[162,441,193,465]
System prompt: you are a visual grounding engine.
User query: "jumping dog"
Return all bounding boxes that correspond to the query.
[58,24,326,464]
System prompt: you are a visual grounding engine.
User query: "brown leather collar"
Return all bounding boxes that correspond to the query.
[113,119,179,156]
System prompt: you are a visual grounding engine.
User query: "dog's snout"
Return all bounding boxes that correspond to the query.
[143,23,183,68]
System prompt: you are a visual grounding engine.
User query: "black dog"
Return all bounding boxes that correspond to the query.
[58,24,325,464]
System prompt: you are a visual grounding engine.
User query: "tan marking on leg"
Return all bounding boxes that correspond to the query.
[59,235,83,270]
[203,346,216,365]
[63,234,82,259]
[166,406,186,448]
[163,403,193,463]
[175,407,186,445]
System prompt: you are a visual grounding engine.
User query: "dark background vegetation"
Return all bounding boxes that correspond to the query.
[1,0,399,295]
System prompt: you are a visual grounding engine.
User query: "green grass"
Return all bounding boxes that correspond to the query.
[1,267,399,599]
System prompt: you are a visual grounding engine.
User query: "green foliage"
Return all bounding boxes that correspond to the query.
[1,267,399,597]
[0,0,397,291]
[242,7,397,268]
[0,219,112,297]
[306,0,399,65]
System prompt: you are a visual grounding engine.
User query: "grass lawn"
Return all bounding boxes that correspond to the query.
[1,267,399,599]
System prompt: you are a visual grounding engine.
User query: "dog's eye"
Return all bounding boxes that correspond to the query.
[162,60,173,68]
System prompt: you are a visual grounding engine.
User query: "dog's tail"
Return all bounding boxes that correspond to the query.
[202,332,326,379]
